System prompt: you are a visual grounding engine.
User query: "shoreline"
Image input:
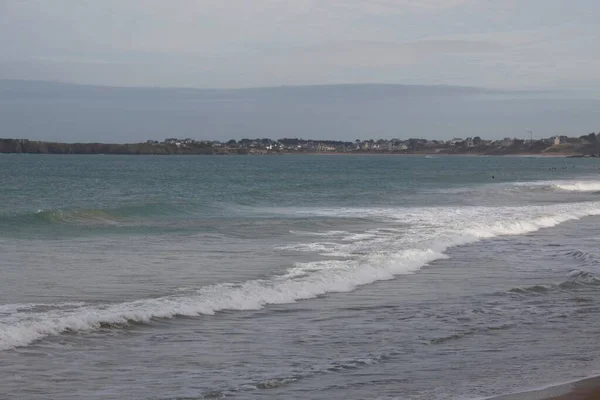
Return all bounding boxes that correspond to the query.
[488,375,600,400]
[277,151,585,157]
[0,151,590,158]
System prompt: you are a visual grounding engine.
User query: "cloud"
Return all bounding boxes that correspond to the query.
[31,56,123,65]
[333,0,478,14]
[270,39,503,72]
[1,0,599,90]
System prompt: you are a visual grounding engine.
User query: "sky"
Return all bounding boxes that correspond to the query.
[1,0,599,142]
[2,0,600,91]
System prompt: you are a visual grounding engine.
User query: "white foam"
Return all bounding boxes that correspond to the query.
[553,181,600,192]
[0,248,443,351]
[289,230,349,237]
[3,201,600,351]
[397,178,600,197]
[510,179,600,193]
[498,179,600,194]
[341,231,381,241]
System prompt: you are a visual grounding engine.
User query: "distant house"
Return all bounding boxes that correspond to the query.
[164,138,178,144]
[553,136,561,145]
[317,143,336,152]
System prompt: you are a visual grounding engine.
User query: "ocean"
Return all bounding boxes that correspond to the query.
[2,154,600,400]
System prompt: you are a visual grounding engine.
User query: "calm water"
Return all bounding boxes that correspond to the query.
[2,154,600,399]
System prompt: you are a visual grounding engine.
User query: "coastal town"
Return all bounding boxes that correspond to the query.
[1,133,600,156]
[154,134,600,155]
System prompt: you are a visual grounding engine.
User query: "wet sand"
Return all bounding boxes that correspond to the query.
[491,377,600,400]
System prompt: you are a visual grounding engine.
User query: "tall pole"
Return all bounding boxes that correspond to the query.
[527,130,533,143]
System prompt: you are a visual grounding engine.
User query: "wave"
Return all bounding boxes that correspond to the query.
[510,179,600,193]
[552,182,600,192]
[3,201,600,351]
[508,270,600,296]
[5,178,599,232]
[565,249,600,266]
[196,352,392,398]
[0,301,87,315]
[562,270,600,287]
[33,209,127,226]
[0,202,212,230]
[424,179,600,198]
[289,230,349,237]
[430,323,514,345]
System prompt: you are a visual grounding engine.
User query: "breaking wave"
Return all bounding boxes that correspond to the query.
[430,179,600,198]
[552,182,600,192]
[2,201,600,351]
[0,203,241,235]
[0,203,186,229]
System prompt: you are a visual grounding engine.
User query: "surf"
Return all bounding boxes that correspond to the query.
[3,200,600,351]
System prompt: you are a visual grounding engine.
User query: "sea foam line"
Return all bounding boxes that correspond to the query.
[2,203,600,351]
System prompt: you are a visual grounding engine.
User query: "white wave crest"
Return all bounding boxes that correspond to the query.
[2,202,600,351]
[552,182,600,192]
[0,248,440,351]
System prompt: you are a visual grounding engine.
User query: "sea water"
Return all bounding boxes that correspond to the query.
[2,154,600,399]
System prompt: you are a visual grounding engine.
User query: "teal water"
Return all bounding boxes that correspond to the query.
[2,154,600,399]
[2,155,598,234]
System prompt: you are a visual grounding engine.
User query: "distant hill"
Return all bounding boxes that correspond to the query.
[0,80,598,143]
[0,79,491,96]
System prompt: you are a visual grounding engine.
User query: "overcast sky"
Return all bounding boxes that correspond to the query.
[2,0,600,90]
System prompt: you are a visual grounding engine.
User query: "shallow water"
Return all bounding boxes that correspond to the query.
[2,154,600,399]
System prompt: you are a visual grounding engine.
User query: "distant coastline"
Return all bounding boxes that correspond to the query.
[1,135,599,157]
